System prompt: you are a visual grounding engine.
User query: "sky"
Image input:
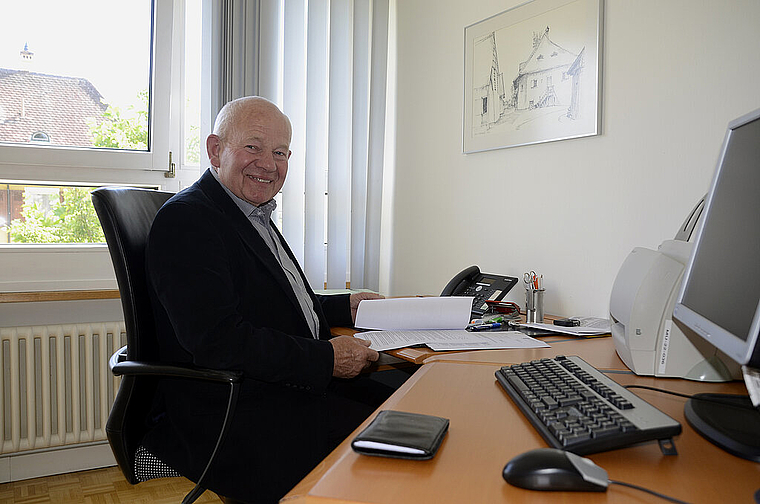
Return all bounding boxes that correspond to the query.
[0,0,153,110]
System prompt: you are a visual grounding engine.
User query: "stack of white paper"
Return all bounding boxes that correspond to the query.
[353,297,549,351]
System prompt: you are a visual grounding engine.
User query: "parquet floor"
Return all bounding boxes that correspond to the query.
[0,465,222,503]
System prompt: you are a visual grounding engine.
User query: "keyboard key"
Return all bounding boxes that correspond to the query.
[562,432,592,446]
[592,425,621,438]
[541,396,559,409]
[559,395,583,407]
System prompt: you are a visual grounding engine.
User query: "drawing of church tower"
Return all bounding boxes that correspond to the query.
[473,32,506,129]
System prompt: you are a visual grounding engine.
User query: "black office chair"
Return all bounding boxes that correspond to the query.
[92,187,243,504]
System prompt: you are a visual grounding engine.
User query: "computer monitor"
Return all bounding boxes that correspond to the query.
[672,107,760,461]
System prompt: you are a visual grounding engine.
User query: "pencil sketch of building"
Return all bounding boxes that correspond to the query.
[472,26,585,137]
[472,32,507,132]
[513,27,579,112]
[464,3,600,152]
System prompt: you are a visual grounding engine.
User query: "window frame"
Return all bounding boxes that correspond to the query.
[0,0,196,293]
[0,0,173,179]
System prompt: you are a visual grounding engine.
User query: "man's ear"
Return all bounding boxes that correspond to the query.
[207,134,222,167]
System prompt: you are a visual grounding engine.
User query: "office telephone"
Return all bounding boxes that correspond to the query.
[441,265,518,317]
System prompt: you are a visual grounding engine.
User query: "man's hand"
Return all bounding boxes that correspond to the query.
[330,336,379,378]
[349,291,385,323]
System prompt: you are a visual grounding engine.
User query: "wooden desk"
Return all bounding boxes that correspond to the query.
[282,339,760,503]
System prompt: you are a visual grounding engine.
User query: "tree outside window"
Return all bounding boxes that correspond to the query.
[2,185,105,244]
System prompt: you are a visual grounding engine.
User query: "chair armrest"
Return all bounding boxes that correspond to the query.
[109,345,243,384]
[110,345,129,370]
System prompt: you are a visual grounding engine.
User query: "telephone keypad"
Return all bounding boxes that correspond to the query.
[463,284,502,314]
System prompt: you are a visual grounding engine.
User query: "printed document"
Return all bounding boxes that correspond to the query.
[354,296,472,330]
[354,329,550,352]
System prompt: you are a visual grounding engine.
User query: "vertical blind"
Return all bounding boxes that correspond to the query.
[203,0,390,291]
[280,0,390,291]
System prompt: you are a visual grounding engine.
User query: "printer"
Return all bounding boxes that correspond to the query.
[609,198,740,382]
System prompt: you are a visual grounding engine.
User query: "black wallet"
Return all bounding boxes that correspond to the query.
[351,410,449,460]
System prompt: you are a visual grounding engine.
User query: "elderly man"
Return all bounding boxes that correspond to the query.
[142,96,388,503]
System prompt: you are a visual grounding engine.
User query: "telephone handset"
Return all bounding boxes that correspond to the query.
[441,265,518,316]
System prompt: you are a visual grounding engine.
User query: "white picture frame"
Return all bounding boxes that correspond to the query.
[463,0,603,153]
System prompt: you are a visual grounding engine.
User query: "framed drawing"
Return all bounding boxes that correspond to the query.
[463,0,603,153]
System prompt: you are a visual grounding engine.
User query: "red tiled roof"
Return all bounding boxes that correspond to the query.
[0,68,108,147]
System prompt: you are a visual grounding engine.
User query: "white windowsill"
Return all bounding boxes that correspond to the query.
[0,244,117,293]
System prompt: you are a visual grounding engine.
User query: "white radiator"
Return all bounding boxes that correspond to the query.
[0,322,125,456]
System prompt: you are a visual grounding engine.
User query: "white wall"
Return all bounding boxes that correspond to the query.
[387,0,760,317]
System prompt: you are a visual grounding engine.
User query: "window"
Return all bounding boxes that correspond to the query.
[0,183,105,244]
[0,0,200,289]
[0,0,199,244]
[30,132,50,143]
[0,0,192,178]
[0,1,152,152]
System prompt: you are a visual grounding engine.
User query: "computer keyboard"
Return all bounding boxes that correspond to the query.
[495,355,682,455]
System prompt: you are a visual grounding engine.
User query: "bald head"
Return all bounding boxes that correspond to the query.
[212,96,292,145]
[206,96,293,207]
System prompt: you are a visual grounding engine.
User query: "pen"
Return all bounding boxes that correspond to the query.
[469,322,502,331]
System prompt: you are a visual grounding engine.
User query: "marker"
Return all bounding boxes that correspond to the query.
[468,322,502,331]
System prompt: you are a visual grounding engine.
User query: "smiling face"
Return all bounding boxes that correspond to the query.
[207,97,292,207]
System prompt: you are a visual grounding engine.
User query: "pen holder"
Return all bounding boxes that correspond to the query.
[525,288,545,323]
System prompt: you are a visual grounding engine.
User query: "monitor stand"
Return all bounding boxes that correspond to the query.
[684,393,760,462]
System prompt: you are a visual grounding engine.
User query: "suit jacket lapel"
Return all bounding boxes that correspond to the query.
[196,170,313,333]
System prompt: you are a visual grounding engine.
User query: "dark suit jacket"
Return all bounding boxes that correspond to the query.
[142,169,353,503]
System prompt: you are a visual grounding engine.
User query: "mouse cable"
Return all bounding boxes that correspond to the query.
[623,384,760,408]
[608,480,692,504]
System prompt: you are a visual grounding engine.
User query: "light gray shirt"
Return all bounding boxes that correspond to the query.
[210,168,320,339]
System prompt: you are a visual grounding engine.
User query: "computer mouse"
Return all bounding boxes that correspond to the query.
[502,448,609,492]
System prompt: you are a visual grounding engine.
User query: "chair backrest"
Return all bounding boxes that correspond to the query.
[92,186,174,483]
[92,187,173,360]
